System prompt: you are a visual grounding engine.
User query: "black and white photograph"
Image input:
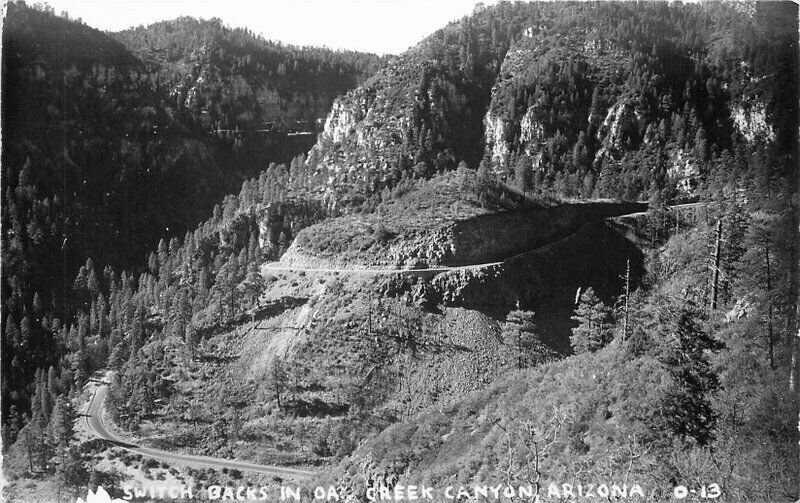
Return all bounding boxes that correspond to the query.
[1,1,798,501]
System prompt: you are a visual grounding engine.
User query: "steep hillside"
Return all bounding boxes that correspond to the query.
[94,270,527,471]
[282,169,540,268]
[2,2,797,501]
[304,2,796,209]
[0,0,376,449]
[112,18,383,129]
[2,1,225,429]
[319,198,798,502]
[482,2,797,200]
[281,169,644,270]
[303,2,535,209]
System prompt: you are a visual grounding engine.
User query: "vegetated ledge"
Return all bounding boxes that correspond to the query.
[278,201,647,271]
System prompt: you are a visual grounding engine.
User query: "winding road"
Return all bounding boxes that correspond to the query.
[85,202,705,479]
[84,376,314,479]
[262,202,706,276]
[262,260,505,275]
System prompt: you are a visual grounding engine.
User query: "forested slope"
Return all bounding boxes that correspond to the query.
[0,0,378,452]
[303,2,796,210]
[320,190,798,502]
[1,2,797,501]
[112,17,383,130]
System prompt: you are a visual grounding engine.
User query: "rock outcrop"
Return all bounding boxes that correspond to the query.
[594,101,644,163]
[667,149,701,195]
[279,201,646,272]
[732,101,775,144]
[484,112,510,166]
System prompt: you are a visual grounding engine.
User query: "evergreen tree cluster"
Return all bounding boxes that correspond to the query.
[112,16,384,131]
[1,3,797,497]
[307,1,796,208]
[484,2,796,201]
[1,0,376,440]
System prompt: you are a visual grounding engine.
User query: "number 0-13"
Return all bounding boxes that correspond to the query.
[673,484,721,499]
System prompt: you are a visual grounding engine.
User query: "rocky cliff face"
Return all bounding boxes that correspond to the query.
[322,98,366,145]
[483,38,539,173]
[667,149,701,194]
[279,201,646,272]
[475,5,791,199]
[301,7,528,193]
[731,101,775,144]
[485,103,547,168]
[312,70,412,177]
[175,62,337,125]
[298,2,790,206]
[484,112,510,166]
[519,107,547,152]
[480,24,648,175]
[594,100,644,162]
[278,215,457,270]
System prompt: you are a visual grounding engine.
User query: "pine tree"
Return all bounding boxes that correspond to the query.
[97,293,110,338]
[572,131,590,173]
[694,127,709,163]
[720,199,749,305]
[266,357,289,409]
[19,316,32,350]
[242,264,265,309]
[107,336,128,371]
[72,317,89,386]
[4,405,21,449]
[5,315,20,348]
[514,156,531,193]
[148,251,158,275]
[47,366,59,399]
[49,396,86,494]
[185,321,198,362]
[40,375,53,421]
[123,349,153,424]
[588,85,604,130]
[48,396,75,450]
[736,214,790,368]
[658,303,723,445]
[570,287,613,354]
[248,232,260,263]
[58,445,87,492]
[86,262,101,297]
[502,309,538,370]
[32,292,44,317]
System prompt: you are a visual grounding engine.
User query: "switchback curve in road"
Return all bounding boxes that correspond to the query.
[84,379,314,479]
[87,203,705,477]
[262,202,705,276]
[262,261,504,275]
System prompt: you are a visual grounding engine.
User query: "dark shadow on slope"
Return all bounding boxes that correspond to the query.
[252,296,310,322]
[434,219,645,354]
[285,399,349,418]
[446,201,646,266]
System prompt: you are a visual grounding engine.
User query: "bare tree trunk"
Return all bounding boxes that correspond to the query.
[764,240,774,369]
[25,430,34,473]
[789,200,799,391]
[711,219,722,311]
[38,422,47,471]
[623,259,630,340]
